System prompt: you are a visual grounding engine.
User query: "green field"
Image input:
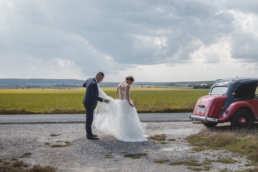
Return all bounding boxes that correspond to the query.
[0,87,209,114]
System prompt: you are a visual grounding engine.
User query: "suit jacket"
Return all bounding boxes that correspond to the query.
[82,78,103,109]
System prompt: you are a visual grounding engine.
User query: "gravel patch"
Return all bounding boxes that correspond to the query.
[0,122,253,172]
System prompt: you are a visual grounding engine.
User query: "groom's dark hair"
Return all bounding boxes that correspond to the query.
[97,72,104,77]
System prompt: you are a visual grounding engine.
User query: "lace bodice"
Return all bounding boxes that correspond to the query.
[118,82,129,100]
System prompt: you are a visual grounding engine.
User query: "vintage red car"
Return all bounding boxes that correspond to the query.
[189,78,258,129]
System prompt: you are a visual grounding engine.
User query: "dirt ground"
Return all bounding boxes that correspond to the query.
[0,122,253,172]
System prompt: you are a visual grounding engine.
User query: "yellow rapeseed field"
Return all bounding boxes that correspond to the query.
[0,87,209,114]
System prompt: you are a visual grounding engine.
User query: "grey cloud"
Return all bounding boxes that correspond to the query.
[0,0,253,77]
[223,0,258,14]
[231,33,258,62]
[27,0,234,65]
[0,4,123,76]
[88,1,234,64]
[220,0,258,62]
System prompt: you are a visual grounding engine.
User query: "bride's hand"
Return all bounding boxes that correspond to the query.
[129,102,134,107]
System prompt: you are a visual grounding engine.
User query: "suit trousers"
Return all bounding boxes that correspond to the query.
[85,108,94,136]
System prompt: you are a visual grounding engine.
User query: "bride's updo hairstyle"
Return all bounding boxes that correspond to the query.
[126,76,134,81]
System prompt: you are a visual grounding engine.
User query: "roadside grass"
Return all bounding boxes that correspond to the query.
[153,159,170,164]
[220,168,258,172]
[236,168,258,172]
[148,134,176,144]
[19,152,32,158]
[203,165,212,171]
[0,87,208,114]
[44,141,71,147]
[11,157,18,161]
[150,124,258,171]
[216,157,237,164]
[44,142,51,146]
[154,158,213,171]
[148,134,166,141]
[12,160,30,168]
[51,141,71,148]
[186,124,258,171]
[169,160,203,166]
[160,141,168,144]
[105,152,113,158]
[123,153,148,159]
[0,157,55,172]
[168,138,176,141]
[187,167,203,171]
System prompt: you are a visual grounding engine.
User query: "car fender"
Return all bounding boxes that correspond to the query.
[217,101,256,122]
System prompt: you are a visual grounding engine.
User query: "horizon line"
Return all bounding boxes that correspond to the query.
[0,78,216,83]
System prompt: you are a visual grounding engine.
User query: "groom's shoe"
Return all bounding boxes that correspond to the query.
[86,134,98,138]
[87,136,99,140]
[86,134,99,140]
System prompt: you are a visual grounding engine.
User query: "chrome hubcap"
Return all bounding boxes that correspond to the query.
[241,119,246,123]
[239,117,247,126]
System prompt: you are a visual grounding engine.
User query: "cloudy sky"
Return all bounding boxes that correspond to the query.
[0,0,258,82]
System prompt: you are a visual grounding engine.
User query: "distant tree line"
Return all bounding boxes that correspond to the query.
[192,83,211,89]
[0,84,82,89]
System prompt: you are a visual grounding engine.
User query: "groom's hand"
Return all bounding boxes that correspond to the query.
[103,99,110,104]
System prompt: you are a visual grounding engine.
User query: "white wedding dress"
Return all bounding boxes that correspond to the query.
[93,84,148,142]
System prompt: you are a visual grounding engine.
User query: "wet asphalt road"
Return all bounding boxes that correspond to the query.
[0,113,190,124]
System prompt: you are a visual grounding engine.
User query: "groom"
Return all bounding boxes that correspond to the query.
[83,72,110,140]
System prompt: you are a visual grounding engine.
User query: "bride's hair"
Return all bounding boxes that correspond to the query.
[126,76,134,81]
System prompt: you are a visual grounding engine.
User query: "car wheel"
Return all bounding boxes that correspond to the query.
[202,122,218,128]
[230,109,253,129]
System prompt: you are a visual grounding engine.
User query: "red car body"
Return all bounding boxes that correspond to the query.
[189,78,258,129]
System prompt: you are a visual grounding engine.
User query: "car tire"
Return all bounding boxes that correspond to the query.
[202,122,218,128]
[230,109,253,129]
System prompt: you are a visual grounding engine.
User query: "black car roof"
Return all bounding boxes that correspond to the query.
[213,77,258,87]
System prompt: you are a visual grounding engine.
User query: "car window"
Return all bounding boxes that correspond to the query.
[234,83,256,99]
[210,86,228,95]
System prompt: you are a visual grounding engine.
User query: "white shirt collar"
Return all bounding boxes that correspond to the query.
[94,78,97,83]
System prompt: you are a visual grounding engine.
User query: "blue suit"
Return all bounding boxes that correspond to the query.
[82,78,103,137]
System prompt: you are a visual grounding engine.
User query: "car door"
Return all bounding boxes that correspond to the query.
[252,84,258,115]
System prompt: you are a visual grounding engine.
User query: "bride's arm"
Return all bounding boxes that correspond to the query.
[126,85,134,107]
[115,86,119,99]
[115,81,124,99]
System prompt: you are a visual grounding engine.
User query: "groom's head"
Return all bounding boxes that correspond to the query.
[95,72,105,83]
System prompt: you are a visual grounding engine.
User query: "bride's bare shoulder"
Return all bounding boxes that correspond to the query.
[118,81,125,87]
[125,83,130,89]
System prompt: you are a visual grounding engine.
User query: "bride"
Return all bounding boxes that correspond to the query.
[93,76,147,142]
